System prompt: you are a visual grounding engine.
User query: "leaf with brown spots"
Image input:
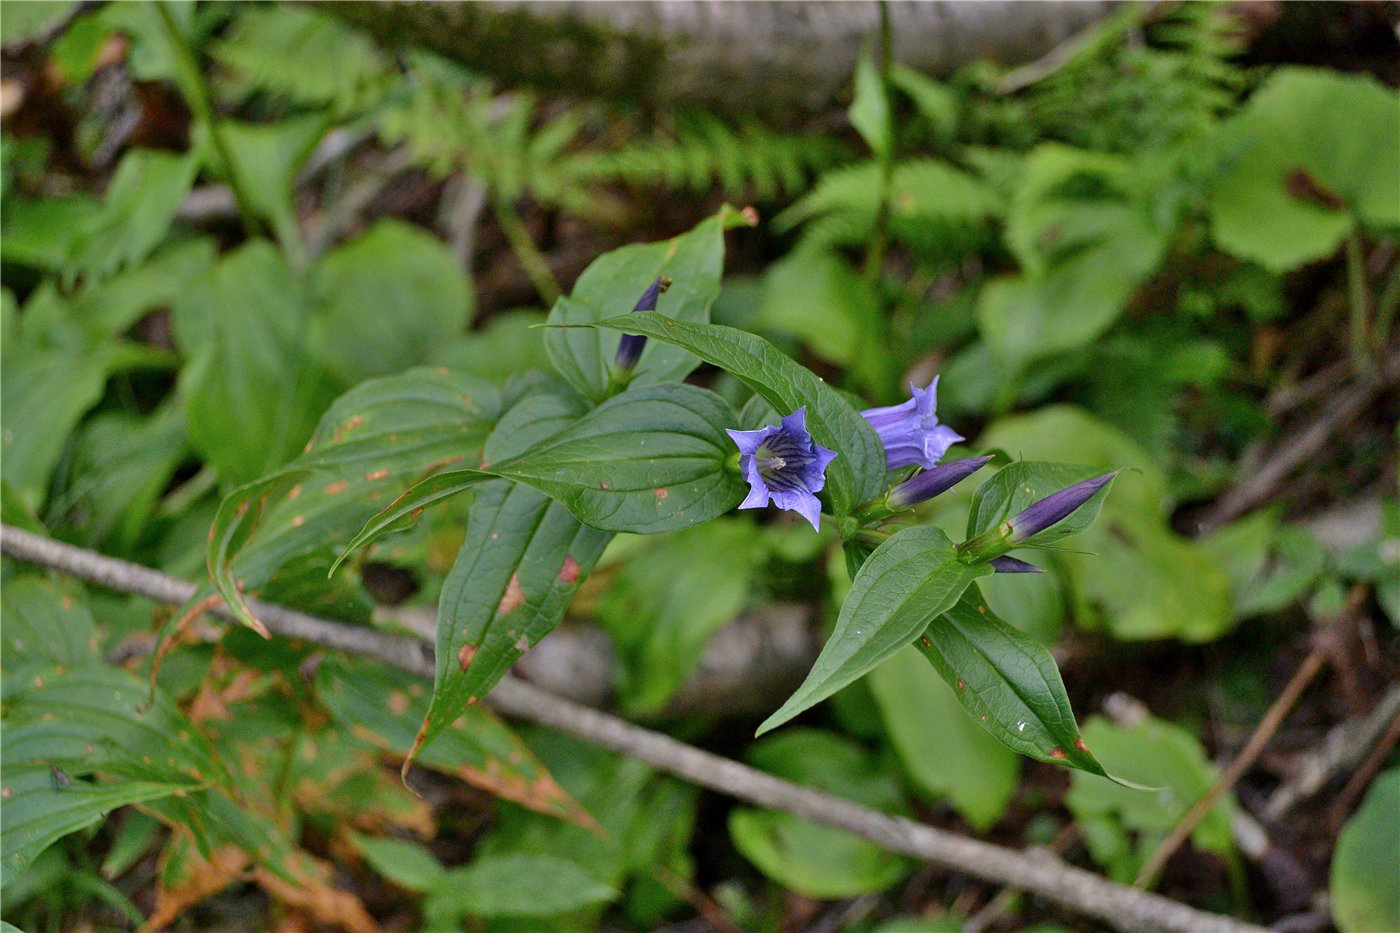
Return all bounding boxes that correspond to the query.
[314,657,597,830]
[915,584,1140,785]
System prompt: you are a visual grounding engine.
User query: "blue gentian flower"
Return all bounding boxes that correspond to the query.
[726,408,838,531]
[887,455,992,509]
[861,377,964,470]
[612,276,670,374]
[1007,472,1117,543]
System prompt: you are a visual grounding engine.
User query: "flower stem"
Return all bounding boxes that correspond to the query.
[492,197,562,306]
[155,1,261,241]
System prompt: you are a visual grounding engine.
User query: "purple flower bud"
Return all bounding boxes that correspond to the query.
[861,377,964,470]
[1007,472,1116,543]
[990,556,1044,574]
[726,407,838,531]
[613,276,672,374]
[887,455,992,510]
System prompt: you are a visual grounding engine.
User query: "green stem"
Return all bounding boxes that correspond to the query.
[861,0,896,288]
[492,197,562,306]
[1344,230,1375,377]
[155,1,261,240]
[1374,265,1400,348]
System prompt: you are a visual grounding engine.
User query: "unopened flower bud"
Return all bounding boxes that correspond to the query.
[887,456,992,510]
[1007,472,1116,543]
[613,276,672,374]
[990,556,1043,574]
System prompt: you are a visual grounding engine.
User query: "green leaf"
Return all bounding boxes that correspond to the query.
[1331,769,1400,933]
[428,854,615,918]
[850,49,892,160]
[174,241,339,486]
[0,1,77,43]
[729,729,910,898]
[2,665,228,789]
[980,407,1233,642]
[544,209,735,401]
[330,469,489,572]
[351,834,444,892]
[1203,509,1327,618]
[489,382,745,534]
[966,461,1113,548]
[868,645,1017,830]
[758,527,991,735]
[207,367,500,634]
[599,519,762,713]
[0,341,112,510]
[1066,714,1235,883]
[63,149,200,285]
[0,767,188,889]
[1209,68,1400,271]
[214,116,327,259]
[311,219,474,384]
[915,586,1115,778]
[0,578,98,669]
[587,313,885,518]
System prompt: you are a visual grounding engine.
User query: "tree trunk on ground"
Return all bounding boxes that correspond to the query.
[321,1,1120,115]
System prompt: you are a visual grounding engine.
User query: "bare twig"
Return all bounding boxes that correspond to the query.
[0,525,1264,933]
[1134,649,1328,887]
[1202,347,1400,527]
[1266,683,1400,818]
[1327,707,1400,833]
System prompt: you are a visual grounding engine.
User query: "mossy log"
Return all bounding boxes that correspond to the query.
[321,1,1120,114]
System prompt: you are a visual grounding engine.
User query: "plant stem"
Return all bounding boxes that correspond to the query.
[492,197,562,306]
[1344,230,1375,377]
[155,1,261,240]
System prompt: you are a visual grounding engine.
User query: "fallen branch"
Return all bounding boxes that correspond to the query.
[0,525,1264,933]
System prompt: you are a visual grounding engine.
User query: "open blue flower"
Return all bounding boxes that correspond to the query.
[726,408,837,531]
[861,377,963,470]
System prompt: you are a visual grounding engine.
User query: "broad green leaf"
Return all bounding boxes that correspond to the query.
[0,1,77,43]
[0,195,101,271]
[588,313,885,518]
[206,367,499,634]
[980,407,1232,642]
[1203,508,1327,618]
[0,767,188,889]
[315,658,593,827]
[413,387,612,766]
[57,404,187,550]
[63,149,200,285]
[1209,68,1400,271]
[174,241,339,486]
[758,527,991,735]
[311,219,473,384]
[868,645,1017,830]
[0,578,98,669]
[0,341,112,510]
[428,854,615,918]
[66,238,216,339]
[431,309,551,384]
[351,834,444,892]
[2,665,228,789]
[545,209,740,401]
[1331,769,1400,933]
[213,116,327,260]
[599,519,762,713]
[966,461,1113,548]
[338,382,744,564]
[915,586,1114,778]
[1066,715,1235,884]
[850,49,892,161]
[729,730,909,898]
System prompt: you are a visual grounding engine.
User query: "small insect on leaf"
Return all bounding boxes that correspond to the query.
[49,766,72,791]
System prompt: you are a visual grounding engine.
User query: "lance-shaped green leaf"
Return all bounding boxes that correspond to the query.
[914,585,1112,777]
[545,207,751,401]
[411,389,614,767]
[336,382,746,567]
[0,767,190,888]
[314,657,596,829]
[587,314,885,519]
[205,367,500,635]
[967,461,1112,548]
[758,527,991,735]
